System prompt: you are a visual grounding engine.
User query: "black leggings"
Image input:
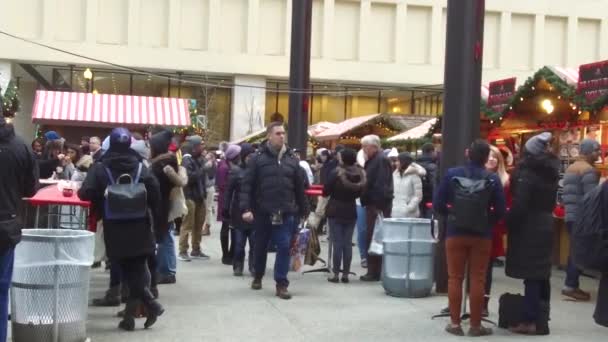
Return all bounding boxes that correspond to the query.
[118,256,152,302]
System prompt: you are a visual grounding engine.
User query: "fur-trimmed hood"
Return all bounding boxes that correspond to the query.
[337,165,366,191]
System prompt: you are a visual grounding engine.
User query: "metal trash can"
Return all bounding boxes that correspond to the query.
[381,218,436,298]
[11,229,94,342]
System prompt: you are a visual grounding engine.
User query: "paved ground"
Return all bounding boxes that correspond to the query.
[43,224,608,341]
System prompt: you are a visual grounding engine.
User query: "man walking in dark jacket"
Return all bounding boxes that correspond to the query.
[0,115,37,341]
[359,134,394,281]
[179,135,209,261]
[240,122,308,299]
[561,138,600,301]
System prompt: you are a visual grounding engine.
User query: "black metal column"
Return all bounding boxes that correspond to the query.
[287,0,313,155]
[435,0,485,294]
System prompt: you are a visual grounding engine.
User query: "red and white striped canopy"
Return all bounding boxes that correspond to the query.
[32,91,191,127]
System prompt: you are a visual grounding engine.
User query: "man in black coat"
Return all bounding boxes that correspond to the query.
[0,115,37,341]
[79,127,164,331]
[359,134,394,281]
[240,122,308,300]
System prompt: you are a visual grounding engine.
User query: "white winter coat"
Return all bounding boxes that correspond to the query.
[392,163,426,218]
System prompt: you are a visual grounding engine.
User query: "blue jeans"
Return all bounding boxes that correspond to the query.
[0,248,15,342]
[157,223,177,277]
[253,214,296,287]
[356,205,367,260]
[234,229,255,272]
[329,219,356,275]
[523,279,551,323]
[565,222,581,289]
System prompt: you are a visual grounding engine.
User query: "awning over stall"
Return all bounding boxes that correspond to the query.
[32,90,191,127]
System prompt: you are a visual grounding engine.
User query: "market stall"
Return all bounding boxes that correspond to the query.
[31,90,191,142]
[313,114,404,148]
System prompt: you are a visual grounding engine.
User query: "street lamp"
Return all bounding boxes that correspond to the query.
[83,68,93,93]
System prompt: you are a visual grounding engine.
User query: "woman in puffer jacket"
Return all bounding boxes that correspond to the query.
[391,152,425,218]
[323,148,366,283]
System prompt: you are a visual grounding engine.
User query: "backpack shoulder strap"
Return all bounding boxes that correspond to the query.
[104,166,116,185]
[133,163,143,183]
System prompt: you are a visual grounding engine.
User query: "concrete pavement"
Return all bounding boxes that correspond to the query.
[82,226,605,342]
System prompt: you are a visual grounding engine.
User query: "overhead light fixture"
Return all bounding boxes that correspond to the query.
[541,99,554,114]
[83,68,93,80]
[92,89,99,94]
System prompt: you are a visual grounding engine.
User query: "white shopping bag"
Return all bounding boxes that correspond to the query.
[368,213,385,256]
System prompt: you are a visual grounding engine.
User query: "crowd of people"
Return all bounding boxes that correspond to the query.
[0,115,607,337]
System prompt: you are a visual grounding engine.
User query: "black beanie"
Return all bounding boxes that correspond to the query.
[340,148,357,166]
[149,129,174,157]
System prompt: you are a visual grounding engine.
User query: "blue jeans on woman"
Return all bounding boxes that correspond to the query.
[329,219,356,275]
[356,205,367,261]
[157,223,177,277]
[233,229,255,273]
[0,248,14,342]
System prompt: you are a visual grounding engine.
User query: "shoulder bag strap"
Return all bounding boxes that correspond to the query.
[133,163,143,183]
[104,167,115,185]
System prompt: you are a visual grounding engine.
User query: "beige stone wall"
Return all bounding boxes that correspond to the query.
[1,0,607,87]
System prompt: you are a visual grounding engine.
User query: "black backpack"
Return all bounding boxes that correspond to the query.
[572,183,608,272]
[103,163,148,220]
[448,168,493,234]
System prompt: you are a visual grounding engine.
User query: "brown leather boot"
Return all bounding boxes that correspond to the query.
[275,285,292,300]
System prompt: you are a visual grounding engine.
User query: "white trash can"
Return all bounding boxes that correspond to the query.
[381,218,437,298]
[11,229,94,342]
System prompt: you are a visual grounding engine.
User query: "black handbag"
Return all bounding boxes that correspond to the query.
[0,215,23,253]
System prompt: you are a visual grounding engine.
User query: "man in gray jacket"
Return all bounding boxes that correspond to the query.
[562,138,601,301]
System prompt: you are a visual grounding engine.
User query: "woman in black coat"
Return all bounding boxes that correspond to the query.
[223,144,256,276]
[505,133,559,335]
[323,148,366,283]
[78,128,164,331]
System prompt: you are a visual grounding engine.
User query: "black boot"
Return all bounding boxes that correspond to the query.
[118,300,137,331]
[233,263,244,277]
[92,286,121,307]
[143,289,165,329]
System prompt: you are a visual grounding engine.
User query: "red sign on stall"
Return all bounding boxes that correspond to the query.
[487,78,517,114]
[577,60,608,104]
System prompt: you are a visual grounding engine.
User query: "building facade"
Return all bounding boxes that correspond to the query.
[1,0,607,143]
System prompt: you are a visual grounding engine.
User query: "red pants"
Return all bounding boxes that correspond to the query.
[446,236,492,327]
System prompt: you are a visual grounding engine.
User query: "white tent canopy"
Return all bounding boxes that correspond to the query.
[388,118,437,142]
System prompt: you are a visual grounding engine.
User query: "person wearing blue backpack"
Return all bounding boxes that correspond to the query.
[434,139,506,337]
[79,127,164,331]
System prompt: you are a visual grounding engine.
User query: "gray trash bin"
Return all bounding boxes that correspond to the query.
[11,229,94,342]
[381,218,436,298]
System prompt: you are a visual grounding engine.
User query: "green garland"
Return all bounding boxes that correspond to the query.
[481,67,583,122]
[578,92,608,114]
[1,80,19,118]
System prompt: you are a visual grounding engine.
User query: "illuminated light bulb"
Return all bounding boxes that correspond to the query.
[83,68,93,80]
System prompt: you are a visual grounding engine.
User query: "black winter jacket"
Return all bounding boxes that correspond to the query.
[150,153,179,241]
[78,149,161,259]
[324,165,366,223]
[181,153,207,203]
[506,152,560,280]
[416,154,438,205]
[240,142,308,217]
[223,163,253,230]
[0,124,37,220]
[361,151,394,210]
